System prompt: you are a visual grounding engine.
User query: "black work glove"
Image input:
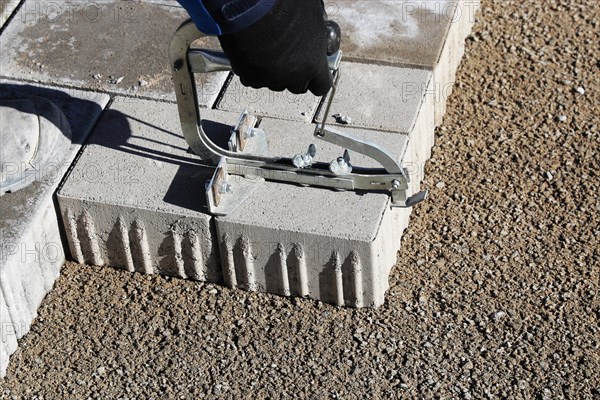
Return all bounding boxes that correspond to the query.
[217,0,333,96]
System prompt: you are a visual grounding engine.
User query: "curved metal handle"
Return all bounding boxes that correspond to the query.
[168,19,341,162]
[170,20,232,162]
[186,43,342,74]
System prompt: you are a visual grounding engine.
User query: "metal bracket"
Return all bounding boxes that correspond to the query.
[206,158,265,216]
[228,110,268,156]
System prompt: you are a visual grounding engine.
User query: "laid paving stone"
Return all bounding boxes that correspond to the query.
[217,77,321,123]
[327,0,464,67]
[214,67,436,307]
[0,80,108,377]
[217,0,475,124]
[327,0,479,124]
[0,0,226,105]
[0,0,20,29]
[57,97,234,282]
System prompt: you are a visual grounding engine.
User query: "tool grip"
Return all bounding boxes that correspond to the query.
[189,49,342,74]
[186,20,342,74]
[325,20,341,56]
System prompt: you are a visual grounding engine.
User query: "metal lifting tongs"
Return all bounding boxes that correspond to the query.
[169,20,428,216]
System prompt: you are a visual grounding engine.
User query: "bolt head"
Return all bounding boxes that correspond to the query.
[219,182,233,194]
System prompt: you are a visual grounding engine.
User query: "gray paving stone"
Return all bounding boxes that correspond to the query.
[327,0,475,67]
[57,97,231,281]
[0,80,109,377]
[0,0,20,29]
[326,0,479,125]
[216,188,408,308]
[0,0,226,105]
[56,93,428,308]
[214,67,436,307]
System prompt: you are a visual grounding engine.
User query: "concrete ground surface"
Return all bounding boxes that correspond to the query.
[1,0,599,398]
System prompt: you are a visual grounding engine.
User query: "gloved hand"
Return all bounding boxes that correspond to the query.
[217,0,333,96]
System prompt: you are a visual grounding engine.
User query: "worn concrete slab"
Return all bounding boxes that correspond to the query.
[214,64,436,307]
[217,1,478,125]
[0,0,20,29]
[217,77,321,123]
[0,0,225,105]
[326,0,474,66]
[57,97,233,281]
[0,80,109,377]
[325,0,478,125]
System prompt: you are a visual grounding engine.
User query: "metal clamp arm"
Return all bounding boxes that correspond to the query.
[169,19,425,215]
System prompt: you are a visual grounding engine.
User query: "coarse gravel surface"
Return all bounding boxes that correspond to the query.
[2,0,599,398]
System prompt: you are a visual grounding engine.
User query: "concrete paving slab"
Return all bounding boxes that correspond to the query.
[214,184,408,308]
[326,0,475,67]
[56,91,431,308]
[214,65,436,307]
[317,62,432,134]
[325,0,478,125]
[0,0,226,105]
[217,77,321,123]
[57,97,234,281]
[0,0,20,29]
[0,80,108,377]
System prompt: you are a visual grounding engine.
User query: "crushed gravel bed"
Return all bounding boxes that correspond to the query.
[1,0,599,398]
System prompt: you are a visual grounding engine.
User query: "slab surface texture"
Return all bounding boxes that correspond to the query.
[326,0,462,67]
[317,62,432,133]
[0,0,226,105]
[217,77,321,123]
[0,80,109,377]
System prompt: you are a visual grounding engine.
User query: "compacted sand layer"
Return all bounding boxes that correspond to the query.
[1,0,599,398]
